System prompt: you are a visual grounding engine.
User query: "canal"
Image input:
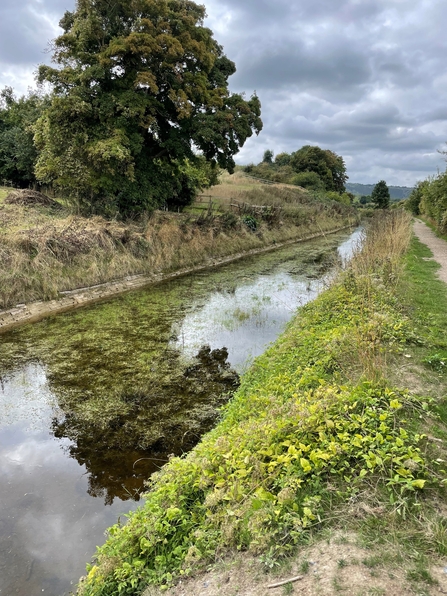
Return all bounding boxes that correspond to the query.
[0,227,362,595]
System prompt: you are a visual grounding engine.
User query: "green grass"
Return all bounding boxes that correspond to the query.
[402,236,447,351]
[76,215,447,596]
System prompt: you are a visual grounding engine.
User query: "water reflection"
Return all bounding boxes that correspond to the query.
[51,345,239,505]
[0,366,137,596]
[172,273,325,370]
[0,227,362,595]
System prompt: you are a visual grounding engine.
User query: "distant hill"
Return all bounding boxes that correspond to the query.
[346,183,414,201]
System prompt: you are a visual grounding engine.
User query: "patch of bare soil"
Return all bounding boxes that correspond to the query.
[4,189,61,208]
[143,531,447,596]
[413,220,447,284]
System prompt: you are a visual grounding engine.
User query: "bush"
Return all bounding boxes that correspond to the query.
[241,214,258,231]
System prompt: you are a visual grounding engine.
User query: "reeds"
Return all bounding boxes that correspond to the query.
[341,210,413,382]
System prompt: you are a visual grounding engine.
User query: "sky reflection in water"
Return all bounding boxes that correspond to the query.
[0,227,362,595]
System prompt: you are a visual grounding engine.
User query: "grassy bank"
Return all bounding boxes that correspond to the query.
[0,178,356,310]
[77,211,447,595]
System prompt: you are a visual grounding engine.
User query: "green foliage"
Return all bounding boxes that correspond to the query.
[244,145,347,194]
[275,152,291,167]
[423,353,446,372]
[77,215,435,596]
[418,173,447,232]
[241,214,258,231]
[405,181,428,216]
[0,87,48,188]
[35,0,262,216]
[371,181,390,210]
[325,191,352,205]
[262,149,274,164]
[289,145,348,193]
[292,171,325,191]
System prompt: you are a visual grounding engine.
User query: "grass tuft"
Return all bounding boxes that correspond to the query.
[0,178,356,310]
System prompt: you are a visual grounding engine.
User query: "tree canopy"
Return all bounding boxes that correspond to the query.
[0,88,48,188]
[371,180,390,209]
[244,145,348,194]
[262,149,274,164]
[289,145,347,193]
[35,0,262,215]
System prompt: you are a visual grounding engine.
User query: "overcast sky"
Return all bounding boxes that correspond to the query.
[1,0,447,186]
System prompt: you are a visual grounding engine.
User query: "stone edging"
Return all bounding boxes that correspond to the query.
[0,225,353,334]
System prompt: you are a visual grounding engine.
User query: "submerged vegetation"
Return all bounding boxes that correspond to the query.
[0,230,353,508]
[0,175,356,310]
[76,211,447,595]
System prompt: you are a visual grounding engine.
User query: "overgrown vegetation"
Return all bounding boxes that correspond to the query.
[406,167,447,233]
[77,211,447,595]
[244,145,350,199]
[0,0,263,216]
[0,176,356,309]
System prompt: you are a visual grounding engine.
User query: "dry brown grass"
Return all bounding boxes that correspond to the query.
[351,210,412,279]
[0,177,357,309]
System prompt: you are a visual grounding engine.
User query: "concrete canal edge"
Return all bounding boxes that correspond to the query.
[0,225,355,334]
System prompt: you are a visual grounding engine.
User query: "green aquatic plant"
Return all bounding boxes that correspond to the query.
[77,213,441,596]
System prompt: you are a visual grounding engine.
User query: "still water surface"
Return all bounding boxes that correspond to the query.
[0,227,362,595]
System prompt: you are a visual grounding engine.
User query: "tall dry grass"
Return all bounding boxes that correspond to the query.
[340,210,413,382]
[351,210,412,280]
[0,183,357,309]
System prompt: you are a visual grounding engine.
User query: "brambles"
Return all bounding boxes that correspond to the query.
[241,214,258,231]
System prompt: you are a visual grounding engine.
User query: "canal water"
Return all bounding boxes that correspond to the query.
[0,227,362,595]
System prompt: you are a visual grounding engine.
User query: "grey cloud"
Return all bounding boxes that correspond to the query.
[0,0,72,66]
[1,0,447,185]
[231,40,372,97]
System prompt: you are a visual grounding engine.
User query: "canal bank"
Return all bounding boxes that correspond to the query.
[77,211,447,596]
[0,227,362,596]
[0,224,355,335]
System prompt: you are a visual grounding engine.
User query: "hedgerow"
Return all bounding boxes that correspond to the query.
[78,212,434,596]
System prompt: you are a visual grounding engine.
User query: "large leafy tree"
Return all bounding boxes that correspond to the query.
[35,0,262,215]
[371,180,390,209]
[289,145,348,193]
[0,87,48,188]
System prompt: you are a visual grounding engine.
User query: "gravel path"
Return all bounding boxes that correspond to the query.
[413,219,447,284]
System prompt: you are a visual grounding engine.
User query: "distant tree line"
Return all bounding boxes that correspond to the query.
[346,182,413,201]
[245,145,353,204]
[0,0,262,217]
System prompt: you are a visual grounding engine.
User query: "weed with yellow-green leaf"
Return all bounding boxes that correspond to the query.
[76,211,447,596]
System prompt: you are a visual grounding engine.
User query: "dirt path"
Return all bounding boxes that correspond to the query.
[413,219,447,283]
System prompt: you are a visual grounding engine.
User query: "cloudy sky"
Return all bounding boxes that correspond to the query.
[1,0,447,186]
